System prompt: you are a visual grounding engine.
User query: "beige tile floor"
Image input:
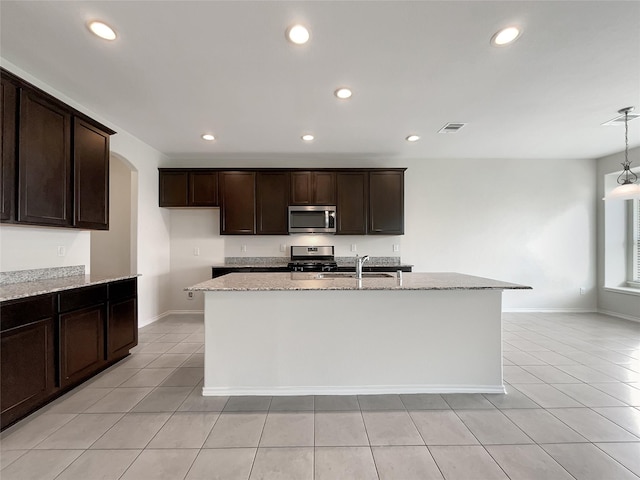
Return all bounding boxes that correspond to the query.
[1,312,639,479]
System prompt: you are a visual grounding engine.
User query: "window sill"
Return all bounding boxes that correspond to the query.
[603,286,640,297]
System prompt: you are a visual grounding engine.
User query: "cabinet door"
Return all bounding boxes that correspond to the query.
[313,171,336,204]
[369,170,404,235]
[336,172,368,234]
[290,171,312,205]
[1,76,17,222]
[74,118,109,230]
[108,297,137,360]
[18,90,72,226]
[256,171,289,234]
[1,318,55,429]
[290,171,336,205]
[59,305,106,388]
[159,170,188,207]
[220,171,256,234]
[189,171,218,206]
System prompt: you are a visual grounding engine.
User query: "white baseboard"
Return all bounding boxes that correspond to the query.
[202,384,506,396]
[503,308,596,313]
[164,310,204,316]
[598,309,640,323]
[138,310,203,328]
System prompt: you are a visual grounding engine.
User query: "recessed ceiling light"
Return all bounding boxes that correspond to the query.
[490,26,521,46]
[334,88,352,100]
[301,134,315,141]
[201,134,215,141]
[286,24,310,45]
[405,135,420,142]
[87,21,117,41]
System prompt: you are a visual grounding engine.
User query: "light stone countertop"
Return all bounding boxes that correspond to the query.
[210,263,414,269]
[187,272,530,292]
[0,274,140,302]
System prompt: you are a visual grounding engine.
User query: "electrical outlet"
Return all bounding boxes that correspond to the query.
[579,287,586,295]
[193,247,200,256]
[57,246,66,257]
[241,245,247,253]
[351,244,357,252]
[280,244,286,252]
[393,244,400,252]
[187,291,194,300]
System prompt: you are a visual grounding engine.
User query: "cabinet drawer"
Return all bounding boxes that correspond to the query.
[58,285,107,313]
[0,294,55,331]
[109,278,137,301]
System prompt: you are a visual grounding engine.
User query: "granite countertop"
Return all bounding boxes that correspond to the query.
[0,273,140,302]
[211,262,415,269]
[187,272,530,292]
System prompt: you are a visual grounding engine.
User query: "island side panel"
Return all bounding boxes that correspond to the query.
[203,289,504,395]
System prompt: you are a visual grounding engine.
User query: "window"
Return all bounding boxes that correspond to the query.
[631,199,640,287]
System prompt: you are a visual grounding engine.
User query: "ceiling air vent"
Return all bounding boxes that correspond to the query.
[438,122,466,133]
[602,112,640,126]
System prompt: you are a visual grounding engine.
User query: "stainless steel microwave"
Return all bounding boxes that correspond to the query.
[288,205,336,234]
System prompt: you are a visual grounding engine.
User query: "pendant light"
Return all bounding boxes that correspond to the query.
[604,107,640,200]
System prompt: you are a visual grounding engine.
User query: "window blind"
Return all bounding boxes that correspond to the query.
[635,199,640,282]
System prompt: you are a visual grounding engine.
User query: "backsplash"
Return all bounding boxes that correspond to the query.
[225,257,288,266]
[0,265,85,285]
[224,256,405,266]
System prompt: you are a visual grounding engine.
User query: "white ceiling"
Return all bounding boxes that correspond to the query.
[1,0,639,161]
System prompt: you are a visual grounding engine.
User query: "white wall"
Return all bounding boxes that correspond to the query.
[0,59,172,326]
[90,155,132,277]
[110,131,171,326]
[167,156,598,312]
[597,147,640,321]
[0,226,90,273]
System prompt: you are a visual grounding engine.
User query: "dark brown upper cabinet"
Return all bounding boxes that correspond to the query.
[190,171,218,206]
[1,76,17,223]
[157,167,405,236]
[159,170,188,206]
[1,68,115,230]
[336,171,368,235]
[158,169,218,207]
[290,171,336,205]
[369,170,404,235]
[18,88,72,226]
[220,171,256,234]
[74,119,109,230]
[256,171,289,235]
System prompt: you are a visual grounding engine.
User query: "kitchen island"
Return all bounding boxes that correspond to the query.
[187,272,530,396]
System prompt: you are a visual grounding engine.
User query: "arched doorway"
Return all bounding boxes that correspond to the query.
[90,153,138,276]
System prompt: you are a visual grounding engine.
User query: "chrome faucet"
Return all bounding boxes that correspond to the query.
[355,254,370,279]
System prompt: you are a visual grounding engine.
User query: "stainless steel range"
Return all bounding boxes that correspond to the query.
[287,246,338,272]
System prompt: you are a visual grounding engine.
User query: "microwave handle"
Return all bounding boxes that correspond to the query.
[327,210,335,229]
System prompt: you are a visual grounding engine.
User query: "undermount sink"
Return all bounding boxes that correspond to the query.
[316,272,394,279]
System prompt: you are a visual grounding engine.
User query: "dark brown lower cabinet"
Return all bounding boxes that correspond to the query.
[0,294,56,428]
[108,278,138,360]
[0,278,138,430]
[109,298,137,360]
[59,305,106,388]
